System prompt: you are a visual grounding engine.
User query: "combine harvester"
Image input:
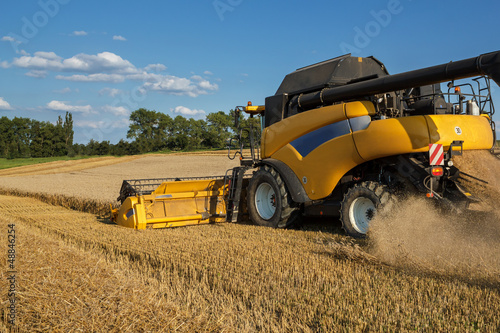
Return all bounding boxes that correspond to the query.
[111,51,500,238]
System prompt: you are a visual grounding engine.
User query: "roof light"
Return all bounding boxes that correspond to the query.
[455,87,461,93]
[247,101,253,106]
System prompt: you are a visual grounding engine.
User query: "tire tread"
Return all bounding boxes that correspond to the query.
[340,181,394,238]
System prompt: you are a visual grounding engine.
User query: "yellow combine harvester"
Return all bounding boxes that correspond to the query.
[111,50,500,237]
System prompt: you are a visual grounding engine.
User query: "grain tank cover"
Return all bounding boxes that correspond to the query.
[275,54,390,96]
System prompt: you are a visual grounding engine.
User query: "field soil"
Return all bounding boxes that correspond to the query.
[0,150,499,332]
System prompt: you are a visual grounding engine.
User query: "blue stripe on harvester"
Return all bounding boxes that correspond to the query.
[126,209,135,219]
[290,120,351,157]
[348,115,371,132]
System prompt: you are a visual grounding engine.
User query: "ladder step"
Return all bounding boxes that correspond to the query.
[225,166,247,223]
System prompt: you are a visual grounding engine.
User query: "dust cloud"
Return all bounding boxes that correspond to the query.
[369,150,500,285]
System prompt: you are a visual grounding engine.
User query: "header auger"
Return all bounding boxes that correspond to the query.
[111,50,500,237]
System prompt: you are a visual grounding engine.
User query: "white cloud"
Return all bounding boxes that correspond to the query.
[141,74,218,97]
[172,106,205,116]
[102,105,130,116]
[198,79,218,90]
[125,72,162,81]
[13,51,137,74]
[53,87,76,94]
[57,71,217,96]
[191,75,219,90]
[1,36,15,42]
[99,88,123,97]
[0,60,11,69]
[0,97,13,110]
[46,100,95,114]
[144,63,167,72]
[0,36,25,54]
[142,76,193,95]
[102,105,129,116]
[25,70,48,78]
[204,71,213,75]
[46,100,128,117]
[113,35,127,41]
[75,118,129,129]
[56,73,125,83]
[35,51,61,61]
[72,31,88,36]
[9,50,218,97]
[75,120,101,128]
[13,52,62,70]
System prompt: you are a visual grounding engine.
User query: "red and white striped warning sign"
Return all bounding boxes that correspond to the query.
[429,143,444,166]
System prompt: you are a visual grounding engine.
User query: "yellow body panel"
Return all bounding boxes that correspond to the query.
[353,116,430,161]
[261,101,374,158]
[264,100,494,201]
[271,135,364,200]
[345,100,376,118]
[244,105,265,115]
[265,101,373,200]
[111,179,227,229]
[425,114,493,149]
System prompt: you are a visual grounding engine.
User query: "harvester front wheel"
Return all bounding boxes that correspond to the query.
[340,181,392,238]
[247,166,300,228]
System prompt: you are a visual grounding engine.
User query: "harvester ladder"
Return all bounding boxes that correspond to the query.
[226,166,247,223]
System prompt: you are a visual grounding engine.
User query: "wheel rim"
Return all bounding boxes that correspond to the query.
[255,182,276,220]
[348,197,376,234]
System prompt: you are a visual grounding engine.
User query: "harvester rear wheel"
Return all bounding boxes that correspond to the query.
[340,181,392,238]
[247,165,300,228]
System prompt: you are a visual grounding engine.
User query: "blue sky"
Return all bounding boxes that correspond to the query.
[1,0,499,144]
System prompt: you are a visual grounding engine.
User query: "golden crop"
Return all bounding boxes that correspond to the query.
[0,151,499,332]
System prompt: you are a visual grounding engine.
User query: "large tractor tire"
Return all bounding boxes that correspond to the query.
[247,165,301,228]
[340,181,393,238]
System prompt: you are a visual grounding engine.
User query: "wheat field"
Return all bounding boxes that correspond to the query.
[0,151,499,332]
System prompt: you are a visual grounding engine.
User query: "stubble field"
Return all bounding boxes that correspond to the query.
[0,151,499,332]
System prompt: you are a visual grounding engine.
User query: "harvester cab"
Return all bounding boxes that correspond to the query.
[111,50,500,238]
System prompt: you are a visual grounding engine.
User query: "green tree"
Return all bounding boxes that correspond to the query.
[157,113,173,149]
[169,115,190,150]
[72,143,86,156]
[63,112,74,155]
[0,117,12,157]
[29,120,44,158]
[51,115,67,156]
[86,139,99,155]
[127,108,173,152]
[97,141,111,155]
[204,111,232,148]
[40,122,56,157]
[11,117,31,158]
[187,118,205,149]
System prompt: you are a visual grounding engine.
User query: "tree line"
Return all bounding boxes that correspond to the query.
[1,109,261,158]
[0,112,73,159]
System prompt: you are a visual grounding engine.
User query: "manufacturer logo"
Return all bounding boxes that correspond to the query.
[454,126,462,135]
